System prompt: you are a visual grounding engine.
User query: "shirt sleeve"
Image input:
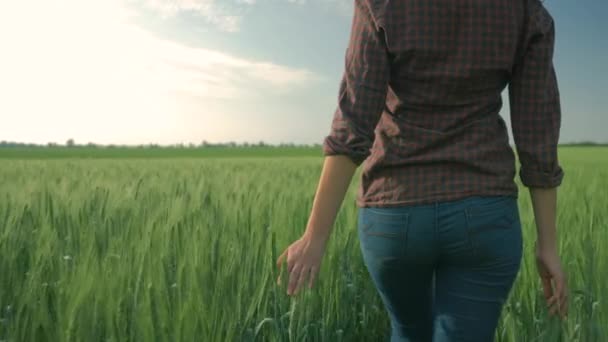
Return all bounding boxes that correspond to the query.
[321,0,390,166]
[508,0,564,188]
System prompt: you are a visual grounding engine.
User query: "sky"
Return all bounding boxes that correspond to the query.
[0,0,606,146]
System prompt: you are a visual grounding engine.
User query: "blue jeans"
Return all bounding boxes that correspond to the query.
[357,195,523,342]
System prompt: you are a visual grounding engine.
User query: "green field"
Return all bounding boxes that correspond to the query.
[0,147,606,341]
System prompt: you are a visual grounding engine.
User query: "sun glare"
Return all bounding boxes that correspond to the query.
[0,1,179,144]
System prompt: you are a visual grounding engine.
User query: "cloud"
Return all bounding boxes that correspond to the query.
[327,0,354,16]
[285,0,353,15]
[0,0,321,144]
[153,37,320,99]
[0,0,318,98]
[133,0,253,32]
[134,0,353,33]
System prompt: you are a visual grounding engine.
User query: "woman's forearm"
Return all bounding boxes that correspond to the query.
[303,155,358,244]
[529,187,559,251]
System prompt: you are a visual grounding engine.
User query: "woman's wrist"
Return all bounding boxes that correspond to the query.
[535,239,558,254]
[303,228,331,245]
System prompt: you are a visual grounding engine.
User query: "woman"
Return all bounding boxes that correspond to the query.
[276,0,568,340]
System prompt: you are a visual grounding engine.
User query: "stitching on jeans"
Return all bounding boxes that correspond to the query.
[401,214,409,260]
[364,213,409,237]
[463,210,477,259]
[434,202,439,246]
[465,196,515,218]
[360,211,409,265]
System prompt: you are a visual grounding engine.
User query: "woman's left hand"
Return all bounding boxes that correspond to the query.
[276,234,328,296]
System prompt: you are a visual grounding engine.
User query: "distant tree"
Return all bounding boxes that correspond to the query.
[66,138,75,147]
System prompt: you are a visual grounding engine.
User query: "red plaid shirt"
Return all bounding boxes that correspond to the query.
[322,0,564,207]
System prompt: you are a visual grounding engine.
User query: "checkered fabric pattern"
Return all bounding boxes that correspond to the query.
[322,0,564,207]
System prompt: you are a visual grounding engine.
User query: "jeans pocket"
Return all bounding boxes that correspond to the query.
[463,196,522,262]
[358,207,409,266]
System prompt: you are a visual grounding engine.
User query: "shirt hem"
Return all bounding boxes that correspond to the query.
[355,189,519,208]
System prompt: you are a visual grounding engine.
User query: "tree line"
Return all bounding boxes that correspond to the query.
[0,139,323,149]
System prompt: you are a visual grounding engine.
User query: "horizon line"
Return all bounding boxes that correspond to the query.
[1,141,608,148]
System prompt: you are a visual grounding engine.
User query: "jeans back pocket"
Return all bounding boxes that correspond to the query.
[463,196,522,262]
[358,207,409,266]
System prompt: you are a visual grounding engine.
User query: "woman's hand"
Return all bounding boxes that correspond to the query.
[535,245,568,319]
[276,234,328,296]
[274,156,356,296]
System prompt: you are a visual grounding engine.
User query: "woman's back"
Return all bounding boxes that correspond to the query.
[279,1,568,339]
[382,0,523,128]
[322,0,563,207]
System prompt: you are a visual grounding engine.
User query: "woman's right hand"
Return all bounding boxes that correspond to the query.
[535,245,568,319]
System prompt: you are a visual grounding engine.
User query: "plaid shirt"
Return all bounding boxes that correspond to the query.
[322,0,564,207]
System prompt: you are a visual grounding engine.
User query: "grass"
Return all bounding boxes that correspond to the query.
[0,146,322,159]
[0,147,606,341]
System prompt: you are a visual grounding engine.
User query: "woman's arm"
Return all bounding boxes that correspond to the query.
[309,0,391,241]
[529,187,558,252]
[529,187,568,318]
[276,155,357,295]
[276,0,388,296]
[509,0,567,318]
[303,155,358,245]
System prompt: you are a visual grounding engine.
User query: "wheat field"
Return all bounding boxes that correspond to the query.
[0,147,605,341]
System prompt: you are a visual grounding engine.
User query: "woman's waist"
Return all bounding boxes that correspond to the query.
[356,166,519,208]
[370,112,512,164]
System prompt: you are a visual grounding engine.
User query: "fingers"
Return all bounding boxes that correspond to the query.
[276,248,298,287]
[276,249,286,270]
[293,265,309,295]
[546,276,559,316]
[561,280,569,317]
[546,275,569,319]
[276,249,287,286]
[309,266,318,289]
[292,265,319,295]
[547,294,557,308]
[279,250,297,273]
[555,276,568,319]
[541,274,557,315]
[541,276,553,301]
[548,295,558,316]
[561,294,569,319]
[275,240,323,296]
[287,264,302,296]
